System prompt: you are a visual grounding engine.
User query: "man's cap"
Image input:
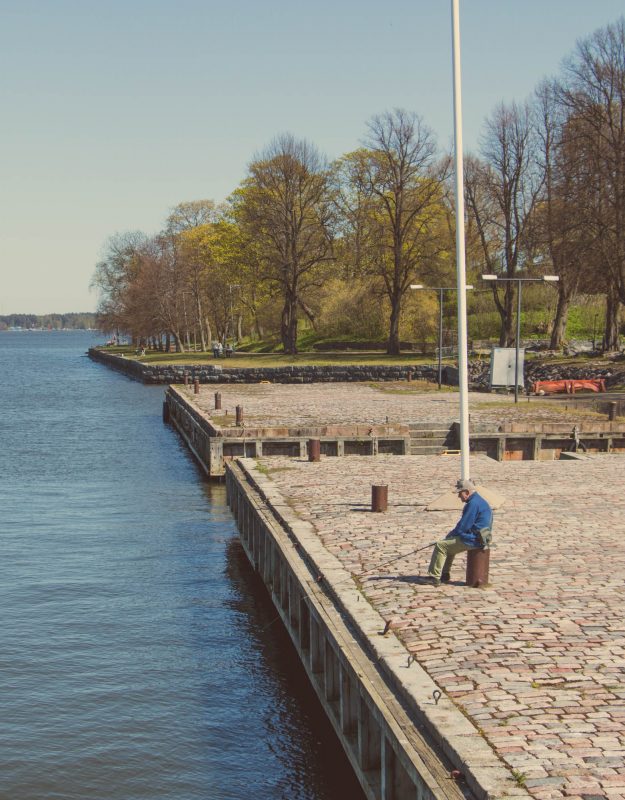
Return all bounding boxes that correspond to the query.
[456,479,476,492]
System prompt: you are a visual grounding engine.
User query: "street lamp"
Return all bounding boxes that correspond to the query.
[226,284,241,343]
[481,274,559,402]
[410,284,474,389]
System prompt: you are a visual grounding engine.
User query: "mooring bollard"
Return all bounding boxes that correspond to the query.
[308,439,321,462]
[609,401,618,421]
[183,372,189,386]
[215,392,222,410]
[371,485,388,512]
[466,548,490,588]
[193,379,199,394]
[235,405,243,426]
[407,370,413,382]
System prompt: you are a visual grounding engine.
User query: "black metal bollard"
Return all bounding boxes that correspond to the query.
[194,379,199,394]
[235,405,243,426]
[215,392,222,410]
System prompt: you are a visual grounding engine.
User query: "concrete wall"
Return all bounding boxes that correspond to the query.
[165,387,409,477]
[89,348,440,385]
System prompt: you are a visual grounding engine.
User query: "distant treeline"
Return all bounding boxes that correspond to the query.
[0,313,97,330]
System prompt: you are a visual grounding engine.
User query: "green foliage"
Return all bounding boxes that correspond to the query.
[315,278,387,340]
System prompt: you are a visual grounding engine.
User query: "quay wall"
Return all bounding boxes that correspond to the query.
[89,348,625,398]
[164,386,411,477]
[88,348,441,385]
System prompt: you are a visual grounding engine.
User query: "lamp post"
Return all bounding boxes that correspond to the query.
[411,284,474,389]
[482,274,559,402]
[181,291,191,351]
[226,283,241,343]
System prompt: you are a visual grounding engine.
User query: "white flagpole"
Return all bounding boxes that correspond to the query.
[451,0,470,480]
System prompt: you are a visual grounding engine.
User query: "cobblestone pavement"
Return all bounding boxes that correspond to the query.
[256,452,625,800]
[188,382,608,429]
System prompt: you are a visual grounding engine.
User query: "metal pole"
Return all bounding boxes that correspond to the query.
[451,0,470,480]
[438,288,444,389]
[514,279,522,403]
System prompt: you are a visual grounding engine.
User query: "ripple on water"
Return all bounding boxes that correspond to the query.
[0,333,364,800]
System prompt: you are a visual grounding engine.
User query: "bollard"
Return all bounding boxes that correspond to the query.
[308,439,321,462]
[162,401,170,424]
[235,405,243,426]
[215,392,222,410]
[371,485,388,512]
[466,548,490,588]
[609,401,618,421]
[183,372,189,386]
[407,370,413,382]
[193,378,199,394]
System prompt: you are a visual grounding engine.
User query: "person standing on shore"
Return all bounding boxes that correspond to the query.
[425,479,493,586]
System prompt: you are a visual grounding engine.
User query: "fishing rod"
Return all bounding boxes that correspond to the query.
[259,540,436,632]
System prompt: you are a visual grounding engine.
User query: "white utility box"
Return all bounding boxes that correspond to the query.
[489,347,524,389]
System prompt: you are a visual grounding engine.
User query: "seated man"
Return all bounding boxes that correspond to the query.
[426,479,492,586]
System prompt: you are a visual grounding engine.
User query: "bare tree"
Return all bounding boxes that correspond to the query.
[91,231,149,340]
[557,18,625,349]
[465,102,544,346]
[532,81,600,348]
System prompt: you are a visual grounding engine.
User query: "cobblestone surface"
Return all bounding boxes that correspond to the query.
[188,382,608,428]
[256,451,625,800]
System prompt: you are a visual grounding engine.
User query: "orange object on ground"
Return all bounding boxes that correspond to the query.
[533,378,606,395]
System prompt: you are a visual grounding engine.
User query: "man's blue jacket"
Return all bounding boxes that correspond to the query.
[447,492,493,547]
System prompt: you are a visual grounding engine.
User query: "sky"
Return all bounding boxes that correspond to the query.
[0,0,623,315]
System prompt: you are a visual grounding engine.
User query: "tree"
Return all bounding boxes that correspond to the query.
[91,231,149,339]
[557,18,625,349]
[532,81,599,348]
[355,110,447,355]
[235,134,334,354]
[465,102,544,346]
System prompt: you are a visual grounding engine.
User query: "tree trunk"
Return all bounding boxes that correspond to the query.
[503,284,515,347]
[172,331,185,353]
[281,293,299,354]
[604,290,620,351]
[549,288,571,349]
[194,296,206,351]
[387,296,401,355]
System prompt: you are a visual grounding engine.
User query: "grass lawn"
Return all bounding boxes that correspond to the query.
[128,349,434,368]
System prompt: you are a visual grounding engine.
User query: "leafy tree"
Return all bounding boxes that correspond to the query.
[338,110,448,354]
[235,134,334,354]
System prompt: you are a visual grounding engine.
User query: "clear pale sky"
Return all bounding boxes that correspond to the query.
[1,0,623,314]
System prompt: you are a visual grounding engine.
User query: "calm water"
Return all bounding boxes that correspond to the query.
[0,331,364,800]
